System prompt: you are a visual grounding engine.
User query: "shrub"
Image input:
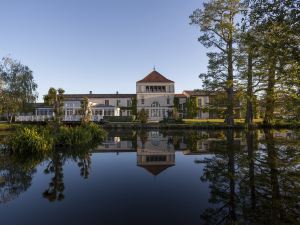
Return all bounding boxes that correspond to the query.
[6,127,54,155]
[82,123,107,143]
[58,126,92,146]
[103,116,134,122]
[138,109,148,124]
[5,123,107,154]
[58,123,106,147]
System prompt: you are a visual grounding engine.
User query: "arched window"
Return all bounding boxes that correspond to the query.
[151,102,160,107]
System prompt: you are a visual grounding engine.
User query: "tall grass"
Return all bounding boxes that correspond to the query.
[6,126,54,155]
[5,123,107,154]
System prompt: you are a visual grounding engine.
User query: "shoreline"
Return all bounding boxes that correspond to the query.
[2,121,299,130]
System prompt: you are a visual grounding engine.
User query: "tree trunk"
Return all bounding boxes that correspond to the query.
[246,130,256,212]
[9,114,13,123]
[264,129,282,223]
[225,40,235,126]
[226,129,236,222]
[246,51,254,126]
[264,56,276,126]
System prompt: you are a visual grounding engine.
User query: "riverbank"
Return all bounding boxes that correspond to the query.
[2,119,300,130]
[103,119,300,129]
[0,122,17,131]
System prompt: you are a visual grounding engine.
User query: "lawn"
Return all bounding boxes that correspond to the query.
[0,123,13,130]
[183,118,264,125]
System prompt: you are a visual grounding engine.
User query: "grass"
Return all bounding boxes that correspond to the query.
[0,123,13,130]
[183,118,264,125]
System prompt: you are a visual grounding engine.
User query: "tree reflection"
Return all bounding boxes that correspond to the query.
[43,152,65,202]
[0,153,41,204]
[43,148,92,202]
[200,129,300,225]
[200,130,242,224]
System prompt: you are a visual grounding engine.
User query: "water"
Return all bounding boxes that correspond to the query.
[1,129,300,225]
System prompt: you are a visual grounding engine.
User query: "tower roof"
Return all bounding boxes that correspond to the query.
[137,70,174,83]
[138,165,174,176]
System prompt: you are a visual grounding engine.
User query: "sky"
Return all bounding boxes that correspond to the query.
[0,0,208,101]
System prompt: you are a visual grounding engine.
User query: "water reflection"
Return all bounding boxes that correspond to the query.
[43,149,92,202]
[0,129,299,225]
[199,129,300,225]
[0,153,39,203]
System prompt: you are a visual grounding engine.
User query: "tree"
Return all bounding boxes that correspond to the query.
[131,97,137,117]
[190,0,242,126]
[80,97,92,124]
[247,0,300,125]
[138,108,148,124]
[44,88,65,124]
[186,97,198,119]
[0,57,38,123]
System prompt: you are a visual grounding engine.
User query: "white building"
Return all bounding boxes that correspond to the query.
[15,69,233,122]
[136,70,175,121]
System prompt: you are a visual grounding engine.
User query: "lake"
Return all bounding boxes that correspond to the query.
[1,129,300,225]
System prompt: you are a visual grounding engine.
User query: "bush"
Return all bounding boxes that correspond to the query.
[6,127,54,155]
[5,123,107,153]
[103,116,134,122]
[138,109,148,124]
[58,123,107,147]
[82,123,107,143]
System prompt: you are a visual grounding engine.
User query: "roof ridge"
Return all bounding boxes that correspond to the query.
[137,70,174,83]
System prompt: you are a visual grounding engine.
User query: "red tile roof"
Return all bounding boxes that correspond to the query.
[137,70,174,83]
[175,93,186,98]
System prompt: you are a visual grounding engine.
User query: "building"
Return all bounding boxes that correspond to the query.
[136,70,175,121]
[15,69,241,122]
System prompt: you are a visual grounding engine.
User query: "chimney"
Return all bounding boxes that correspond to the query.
[89,91,92,95]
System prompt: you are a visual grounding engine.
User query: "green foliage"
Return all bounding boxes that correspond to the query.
[83,123,107,143]
[5,123,106,154]
[80,97,92,124]
[173,97,180,111]
[0,57,38,123]
[186,97,198,119]
[190,0,241,125]
[131,97,137,116]
[138,108,148,124]
[58,123,106,147]
[44,87,65,124]
[6,126,54,155]
[103,116,134,122]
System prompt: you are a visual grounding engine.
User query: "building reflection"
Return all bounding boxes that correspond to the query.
[95,130,232,175]
[137,131,175,176]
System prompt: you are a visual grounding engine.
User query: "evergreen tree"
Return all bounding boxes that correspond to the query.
[190,0,242,125]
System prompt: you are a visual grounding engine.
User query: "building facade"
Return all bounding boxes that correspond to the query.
[15,70,238,122]
[136,70,175,121]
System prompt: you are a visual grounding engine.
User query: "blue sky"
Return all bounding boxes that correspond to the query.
[0,0,207,100]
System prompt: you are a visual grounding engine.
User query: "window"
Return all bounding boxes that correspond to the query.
[167,97,170,105]
[127,100,132,107]
[141,98,144,104]
[105,100,109,106]
[198,98,202,106]
[116,100,120,106]
[146,155,167,162]
[151,102,160,107]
